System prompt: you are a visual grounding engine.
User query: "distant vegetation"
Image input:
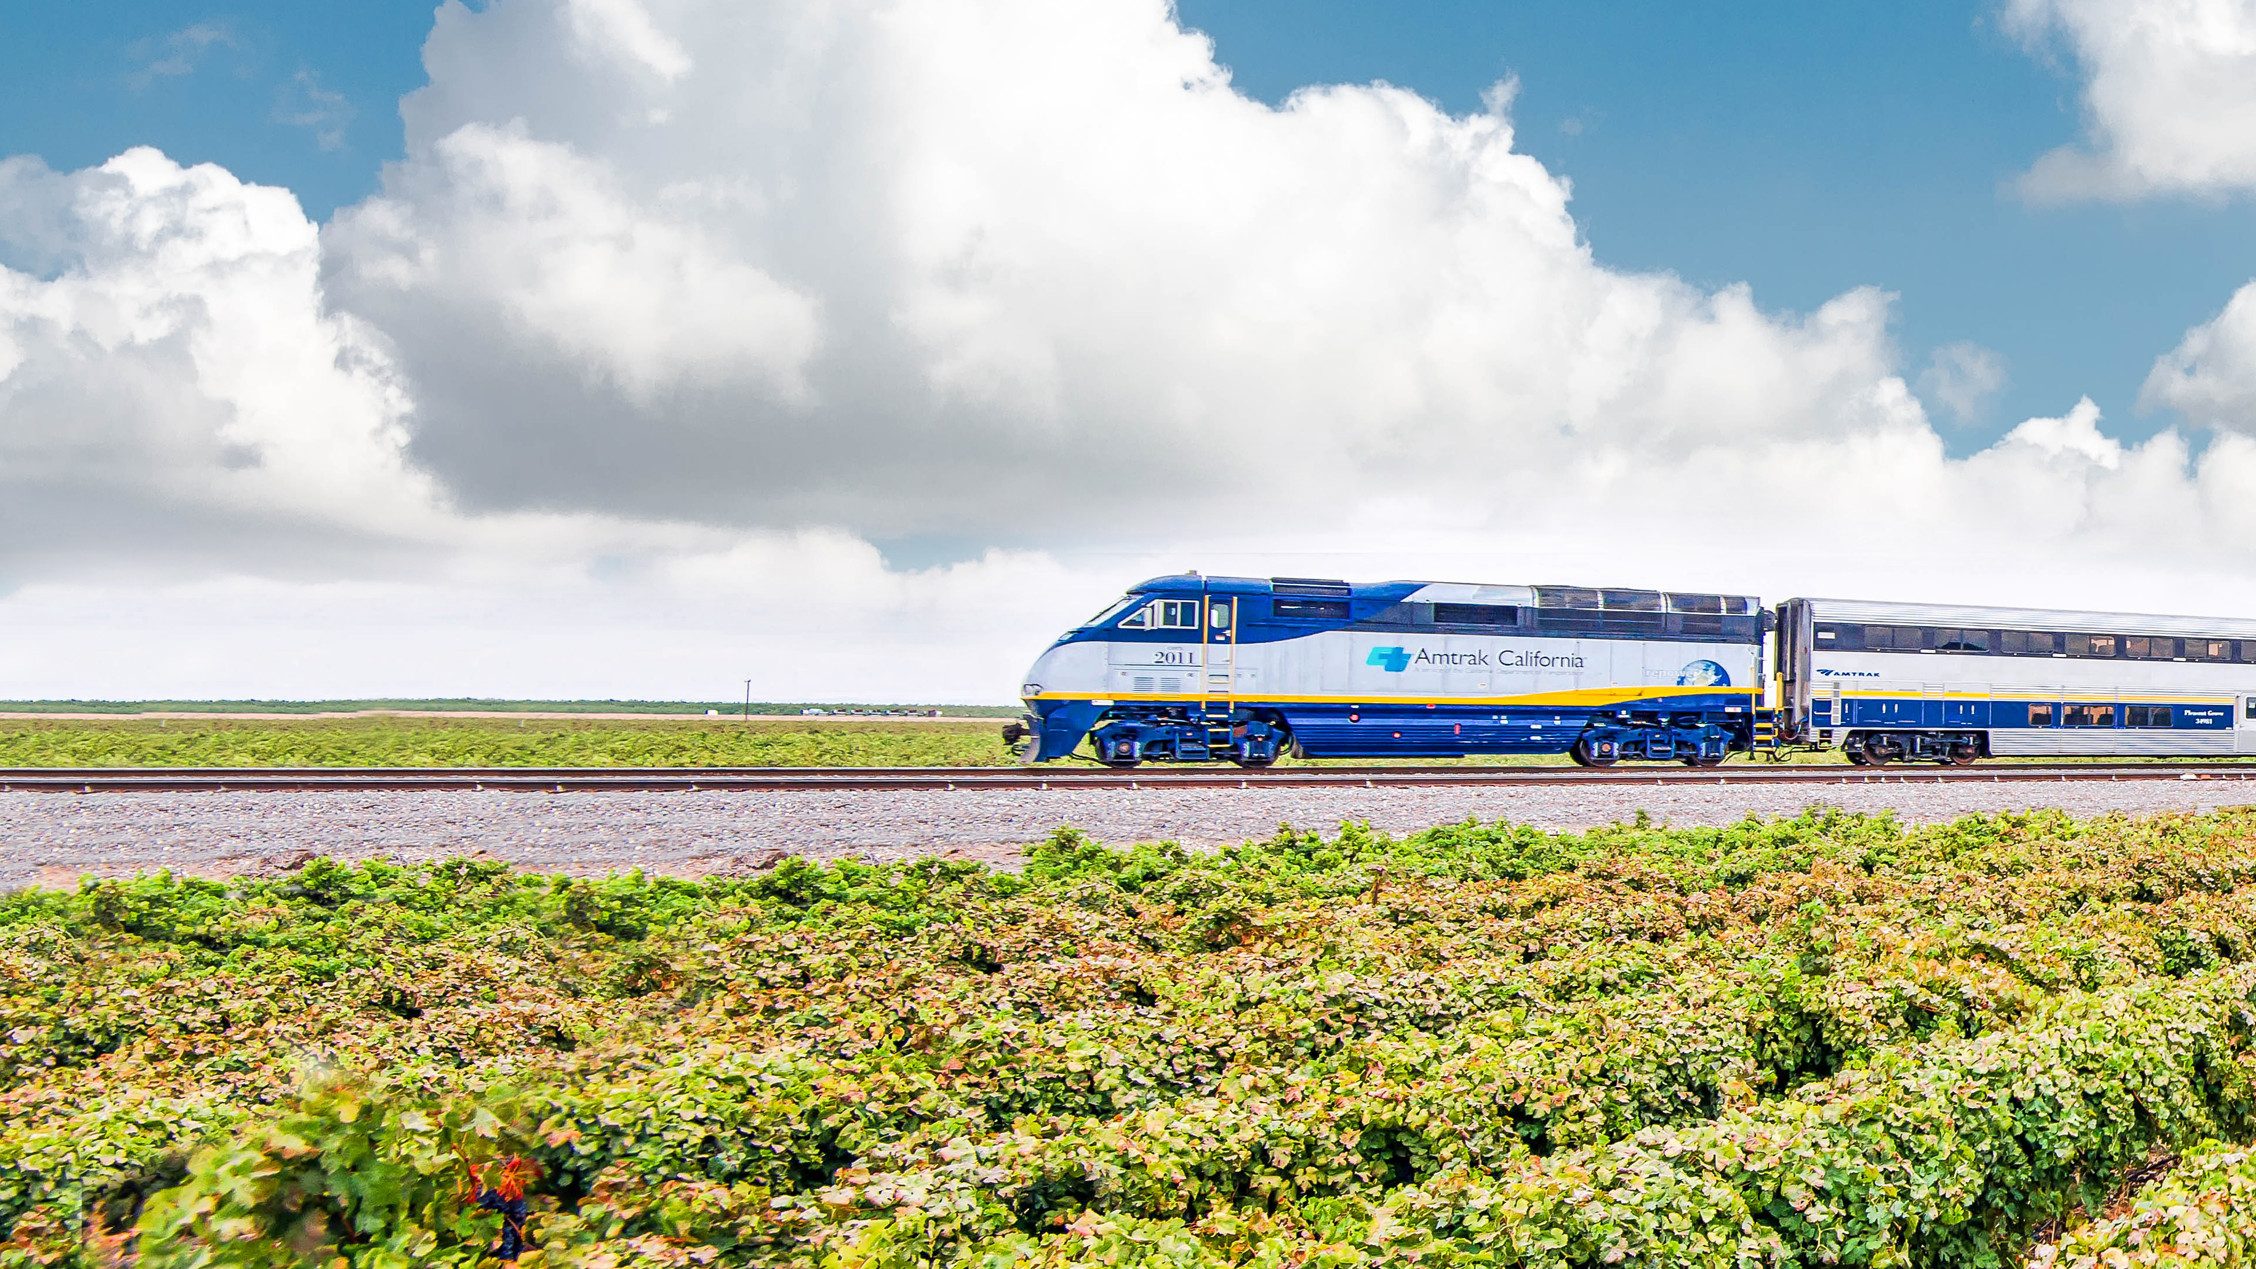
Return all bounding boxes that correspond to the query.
[0,698,1019,717]
[0,716,1015,768]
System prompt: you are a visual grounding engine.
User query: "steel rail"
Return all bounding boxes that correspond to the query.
[8,763,2256,792]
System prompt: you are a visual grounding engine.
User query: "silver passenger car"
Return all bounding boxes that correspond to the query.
[1774,597,2256,761]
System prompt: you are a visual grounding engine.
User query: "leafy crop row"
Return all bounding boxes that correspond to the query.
[2030,1143,2256,1267]
[13,810,2256,1265]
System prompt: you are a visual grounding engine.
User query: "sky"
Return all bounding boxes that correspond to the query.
[4,0,2256,702]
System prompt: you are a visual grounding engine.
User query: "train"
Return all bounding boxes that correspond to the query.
[1002,573,2256,767]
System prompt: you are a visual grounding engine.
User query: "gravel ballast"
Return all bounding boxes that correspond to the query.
[7,779,2256,888]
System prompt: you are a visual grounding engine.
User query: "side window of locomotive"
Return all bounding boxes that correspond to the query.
[1433,603,1518,629]
[1117,605,1155,630]
[1157,600,1202,629]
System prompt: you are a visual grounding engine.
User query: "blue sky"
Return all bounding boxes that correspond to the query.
[6,1,2251,451]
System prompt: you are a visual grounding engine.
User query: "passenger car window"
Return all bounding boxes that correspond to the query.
[2028,703,2055,726]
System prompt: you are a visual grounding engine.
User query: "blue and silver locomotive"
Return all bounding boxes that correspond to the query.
[1010,575,2256,766]
[1010,574,1765,767]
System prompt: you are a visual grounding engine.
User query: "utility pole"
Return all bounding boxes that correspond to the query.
[743,679,751,723]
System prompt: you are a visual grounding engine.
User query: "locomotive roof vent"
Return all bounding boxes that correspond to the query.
[1271,577,1353,598]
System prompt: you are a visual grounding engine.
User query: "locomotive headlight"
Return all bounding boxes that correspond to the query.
[1021,682,1043,697]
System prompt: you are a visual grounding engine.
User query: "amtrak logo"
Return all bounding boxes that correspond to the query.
[1367,646,1412,672]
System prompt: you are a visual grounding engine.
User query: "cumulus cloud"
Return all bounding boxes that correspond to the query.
[0,149,444,579]
[2145,280,2256,428]
[2006,0,2256,201]
[17,0,2256,699]
[1917,341,2007,425]
[320,0,1930,535]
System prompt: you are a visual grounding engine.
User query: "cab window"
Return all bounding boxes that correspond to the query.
[1121,599,1203,630]
[1084,596,1138,628]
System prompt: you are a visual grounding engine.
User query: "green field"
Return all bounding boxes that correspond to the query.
[0,699,1019,717]
[11,810,2256,1264]
[0,716,1017,768]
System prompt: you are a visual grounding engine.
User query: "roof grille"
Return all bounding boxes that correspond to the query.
[1271,577,1352,598]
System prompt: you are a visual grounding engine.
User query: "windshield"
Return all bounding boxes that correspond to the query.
[1083,595,1139,628]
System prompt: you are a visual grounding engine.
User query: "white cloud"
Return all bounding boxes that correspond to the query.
[275,69,355,152]
[2006,0,2256,201]
[322,0,1927,534]
[127,22,240,90]
[566,0,693,82]
[1917,341,2007,424]
[2145,280,2256,428]
[16,0,2256,700]
[0,537,1088,702]
[0,149,445,578]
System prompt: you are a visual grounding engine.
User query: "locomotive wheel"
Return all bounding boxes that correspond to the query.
[1947,746,1978,766]
[1571,737,1617,768]
[1230,723,1290,769]
[1099,758,1143,770]
[1682,753,1727,768]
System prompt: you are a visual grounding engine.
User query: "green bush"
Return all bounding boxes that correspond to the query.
[10,810,2256,1264]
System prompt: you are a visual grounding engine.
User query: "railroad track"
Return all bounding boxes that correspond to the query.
[8,763,2256,792]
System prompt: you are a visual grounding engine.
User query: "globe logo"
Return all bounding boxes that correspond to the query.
[1677,659,1731,687]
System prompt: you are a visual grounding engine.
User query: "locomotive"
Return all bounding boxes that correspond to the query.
[1005,574,2256,767]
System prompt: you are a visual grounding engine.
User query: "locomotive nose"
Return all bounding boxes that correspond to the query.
[1003,648,1059,760]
